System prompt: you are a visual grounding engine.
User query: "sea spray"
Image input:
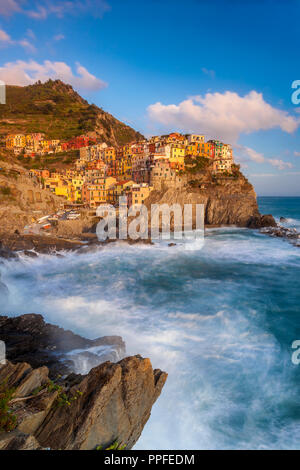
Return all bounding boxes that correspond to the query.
[0,198,299,449]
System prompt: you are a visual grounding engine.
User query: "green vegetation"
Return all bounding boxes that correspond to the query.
[0,186,11,196]
[56,390,83,408]
[96,441,126,451]
[20,150,80,170]
[32,379,83,409]
[184,156,211,174]
[44,380,83,409]
[0,80,144,145]
[0,381,17,433]
[231,163,241,178]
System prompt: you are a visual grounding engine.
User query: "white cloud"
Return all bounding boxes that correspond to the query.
[0,29,13,44]
[249,173,277,178]
[0,0,111,19]
[18,39,36,53]
[202,67,215,79]
[53,34,65,41]
[148,91,300,143]
[27,5,48,19]
[268,159,293,170]
[235,144,294,171]
[240,146,265,163]
[0,0,21,17]
[294,151,300,157]
[0,28,36,52]
[0,59,107,91]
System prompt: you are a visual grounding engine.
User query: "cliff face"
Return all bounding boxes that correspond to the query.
[147,170,276,228]
[0,161,64,235]
[0,314,167,450]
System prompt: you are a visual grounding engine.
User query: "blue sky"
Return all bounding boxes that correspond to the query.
[0,0,300,195]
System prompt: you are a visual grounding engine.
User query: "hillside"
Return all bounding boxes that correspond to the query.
[0,80,144,145]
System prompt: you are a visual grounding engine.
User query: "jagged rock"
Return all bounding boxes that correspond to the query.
[247,214,277,229]
[35,356,167,450]
[0,314,126,378]
[0,234,83,255]
[260,225,300,247]
[0,315,167,450]
[0,361,33,389]
[0,430,43,450]
[0,241,17,259]
[0,356,167,450]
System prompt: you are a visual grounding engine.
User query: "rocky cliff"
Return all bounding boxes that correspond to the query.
[0,314,167,450]
[0,161,65,235]
[147,168,276,229]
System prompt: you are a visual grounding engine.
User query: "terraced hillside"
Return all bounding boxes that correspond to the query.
[0,79,144,145]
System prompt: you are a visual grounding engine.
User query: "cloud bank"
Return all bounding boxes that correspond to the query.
[0,59,107,91]
[148,91,300,143]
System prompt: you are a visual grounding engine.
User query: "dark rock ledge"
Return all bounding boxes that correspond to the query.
[260,224,300,247]
[0,314,167,450]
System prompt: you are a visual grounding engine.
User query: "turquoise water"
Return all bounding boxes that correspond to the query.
[0,197,299,449]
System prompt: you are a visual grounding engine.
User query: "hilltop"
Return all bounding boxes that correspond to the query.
[0,79,144,145]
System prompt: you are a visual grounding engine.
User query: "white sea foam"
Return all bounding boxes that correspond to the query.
[0,228,299,449]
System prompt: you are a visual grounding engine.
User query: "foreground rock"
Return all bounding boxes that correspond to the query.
[0,356,166,450]
[0,314,167,450]
[0,314,125,377]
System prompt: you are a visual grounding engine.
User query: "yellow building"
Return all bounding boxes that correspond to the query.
[6,135,14,149]
[26,134,34,146]
[170,146,185,164]
[88,176,117,207]
[72,176,84,191]
[107,180,134,205]
[129,183,153,206]
[6,134,26,149]
[55,181,71,199]
[186,142,212,159]
[71,176,84,202]
[41,140,50,150]
[104,147,116,164]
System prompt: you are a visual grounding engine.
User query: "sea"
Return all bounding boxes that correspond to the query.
[0,196,299,449]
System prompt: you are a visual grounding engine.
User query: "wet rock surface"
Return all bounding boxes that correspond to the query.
[0,314,126,378]
[0,234,84,256]
[260,224,300,247]
[0,315,167,450]
[247,214,277,229]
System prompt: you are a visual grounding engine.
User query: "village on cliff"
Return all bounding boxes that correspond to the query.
[5,132,235,209]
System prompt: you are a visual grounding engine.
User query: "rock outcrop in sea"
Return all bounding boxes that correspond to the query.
[147,168,276,229]
[0,314,167,450]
